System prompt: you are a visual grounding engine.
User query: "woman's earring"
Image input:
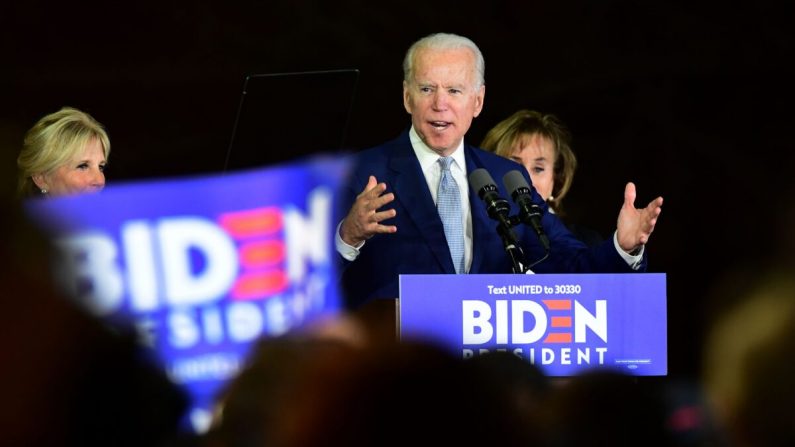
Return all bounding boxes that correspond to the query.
[41,188,48,194]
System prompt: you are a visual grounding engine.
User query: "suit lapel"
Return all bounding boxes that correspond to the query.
[388,136,455,273]
[466,146,493,273]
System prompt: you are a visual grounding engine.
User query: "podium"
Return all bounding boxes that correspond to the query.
[398,273,667,376]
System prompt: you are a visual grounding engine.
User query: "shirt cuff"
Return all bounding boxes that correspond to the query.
[336,220,364,261]
[613,231,644,270]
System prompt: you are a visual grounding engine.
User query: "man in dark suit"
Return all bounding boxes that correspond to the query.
[336,33,663,310]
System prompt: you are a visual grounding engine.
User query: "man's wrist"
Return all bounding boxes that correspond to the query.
[336,220,364,261]
[612,232,644,270]
[339,220,361,247]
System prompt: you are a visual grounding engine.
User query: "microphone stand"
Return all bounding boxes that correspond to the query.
[495,214,529,274]
[501,171,551,271]
[517,213,550,271]
[496,214,550,274]
[479,193,535,274]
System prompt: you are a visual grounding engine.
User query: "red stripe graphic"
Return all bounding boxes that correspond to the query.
[231,270,288,299]
[543,333,572,343]
[542,299,572,310]
[219,207,282,238]
[550,316,572,328]
[239,240,285,268]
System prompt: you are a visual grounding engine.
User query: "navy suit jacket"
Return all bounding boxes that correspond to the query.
[338,131,644,309]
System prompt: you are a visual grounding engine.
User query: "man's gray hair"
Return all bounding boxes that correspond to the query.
[402,33,485,89]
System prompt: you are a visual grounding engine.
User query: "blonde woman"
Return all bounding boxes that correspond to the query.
[17,107,109,197]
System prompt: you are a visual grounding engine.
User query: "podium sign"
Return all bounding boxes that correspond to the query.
[399,273,666,376]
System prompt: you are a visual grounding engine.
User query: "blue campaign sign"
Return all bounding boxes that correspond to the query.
[399,273,667,376]
[24,155,349,433]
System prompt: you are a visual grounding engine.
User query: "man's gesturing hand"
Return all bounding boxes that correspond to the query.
[340,175,397,246]
[616,182,663,253]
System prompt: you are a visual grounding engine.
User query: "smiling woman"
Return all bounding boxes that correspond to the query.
[17,107,110,198]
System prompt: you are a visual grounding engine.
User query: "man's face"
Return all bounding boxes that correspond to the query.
[403,47,485,156]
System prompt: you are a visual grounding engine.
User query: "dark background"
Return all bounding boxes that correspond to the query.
[2,1,794,379]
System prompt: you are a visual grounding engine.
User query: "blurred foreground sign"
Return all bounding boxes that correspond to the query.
[25,156,349,432]
[400,273,667,376]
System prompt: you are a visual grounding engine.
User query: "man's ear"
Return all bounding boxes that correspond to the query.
[31,173,48,191]
[403,81,413,115]
[473,85,485,118]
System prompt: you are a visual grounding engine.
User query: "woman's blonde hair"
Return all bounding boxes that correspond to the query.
[17,107,110,197]
[480,109,576,214]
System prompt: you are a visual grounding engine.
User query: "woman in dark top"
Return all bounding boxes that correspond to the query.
[481,109,602,247]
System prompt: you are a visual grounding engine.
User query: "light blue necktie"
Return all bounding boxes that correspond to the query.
[437,157,465,274]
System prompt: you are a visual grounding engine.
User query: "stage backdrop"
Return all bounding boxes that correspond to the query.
[25,155,349,433]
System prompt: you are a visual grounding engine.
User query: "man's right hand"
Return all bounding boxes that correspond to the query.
[340,175,397,246]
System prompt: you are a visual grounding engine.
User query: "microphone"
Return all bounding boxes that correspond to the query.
[502,170,550,252]
[469,168,511,221]
[470,168,529,273]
